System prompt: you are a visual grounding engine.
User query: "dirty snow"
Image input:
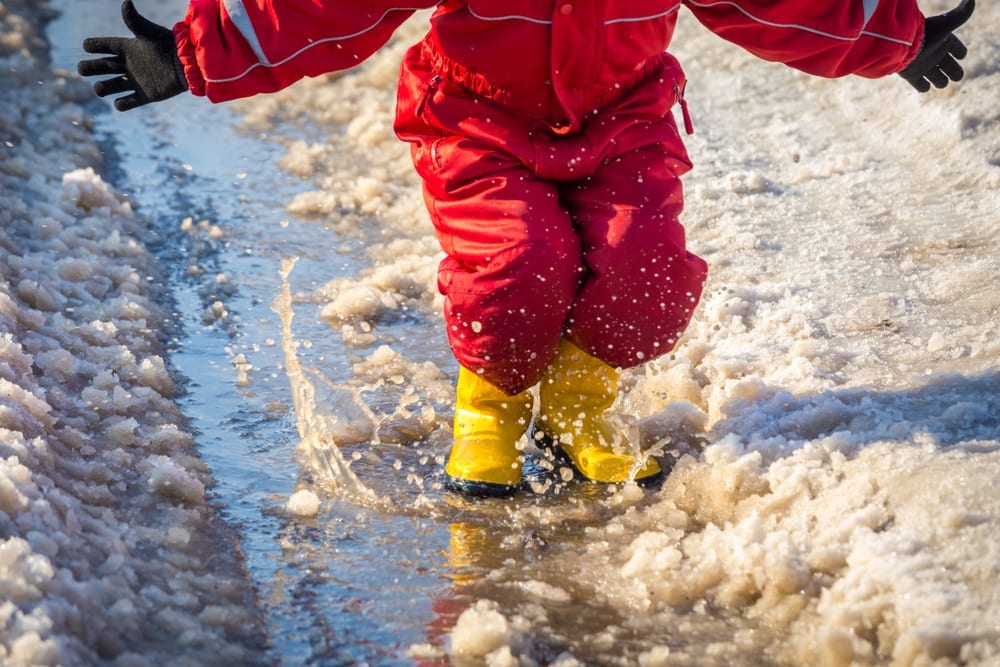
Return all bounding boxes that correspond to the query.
[0,2,262,665]
[1,0,997,665]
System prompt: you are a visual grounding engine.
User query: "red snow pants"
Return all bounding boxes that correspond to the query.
[394,47,708,395]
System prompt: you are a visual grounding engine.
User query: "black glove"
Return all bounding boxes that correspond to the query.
[898,0,975,92]
[78,0,187,111]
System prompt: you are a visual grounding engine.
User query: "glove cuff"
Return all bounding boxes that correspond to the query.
[898,19,927,74]
[172,53,189,92]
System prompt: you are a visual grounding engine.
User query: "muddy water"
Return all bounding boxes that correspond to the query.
[46,3,755,665]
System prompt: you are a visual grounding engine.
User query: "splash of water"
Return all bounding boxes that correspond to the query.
[274,257,382,504]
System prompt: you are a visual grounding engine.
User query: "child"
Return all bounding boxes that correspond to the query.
[79,0,974,497]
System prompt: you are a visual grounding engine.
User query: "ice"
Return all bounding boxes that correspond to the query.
[286,488,322,517]
[145,455,206,504]
[638,646,672,667]
[450,599,515,658]
[406,642,447,660]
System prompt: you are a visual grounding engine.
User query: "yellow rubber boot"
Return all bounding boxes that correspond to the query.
[445,367,532,497]
[538,340,661,484]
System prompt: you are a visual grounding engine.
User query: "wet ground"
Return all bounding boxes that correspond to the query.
[47,3,700,665]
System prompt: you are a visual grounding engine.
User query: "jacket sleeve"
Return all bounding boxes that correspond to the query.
[681,0,925,78]
[174,0,439,102]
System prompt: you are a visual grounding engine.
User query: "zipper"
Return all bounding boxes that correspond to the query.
[430,137,443,168]
[674,82,694,135]
[415,74,442,117]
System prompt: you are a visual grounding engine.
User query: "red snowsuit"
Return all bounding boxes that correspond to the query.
[175,0,924,394]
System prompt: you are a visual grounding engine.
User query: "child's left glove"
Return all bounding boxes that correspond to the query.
[78,0,187,111]
[898,0,975,92]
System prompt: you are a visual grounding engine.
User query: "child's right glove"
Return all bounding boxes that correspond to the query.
[77,0,187,111]
[898,0,975,92]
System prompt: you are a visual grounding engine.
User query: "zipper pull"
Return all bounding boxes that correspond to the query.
[416,75,442,117]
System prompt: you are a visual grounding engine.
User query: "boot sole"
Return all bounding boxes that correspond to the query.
[444,474,519,498]
[533,430,665,489]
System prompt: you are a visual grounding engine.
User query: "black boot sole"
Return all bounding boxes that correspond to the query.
[444,474,519,498]
[532,430,665,489]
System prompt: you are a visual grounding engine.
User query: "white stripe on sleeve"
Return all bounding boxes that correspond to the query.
[685,0,914,47]
[862,0,880,25]
[204,6,430,84]
[222,0,272,65]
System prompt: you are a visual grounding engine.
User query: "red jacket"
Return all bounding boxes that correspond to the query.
[175,0,924,128]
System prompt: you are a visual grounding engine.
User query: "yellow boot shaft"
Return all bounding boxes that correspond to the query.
[445,367,532,495]
[538,340,660,484]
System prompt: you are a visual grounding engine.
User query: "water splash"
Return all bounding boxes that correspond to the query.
[274,257,381,504]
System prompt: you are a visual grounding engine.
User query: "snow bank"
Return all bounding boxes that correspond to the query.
[596,6,999,663]
[0,3,261,664]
